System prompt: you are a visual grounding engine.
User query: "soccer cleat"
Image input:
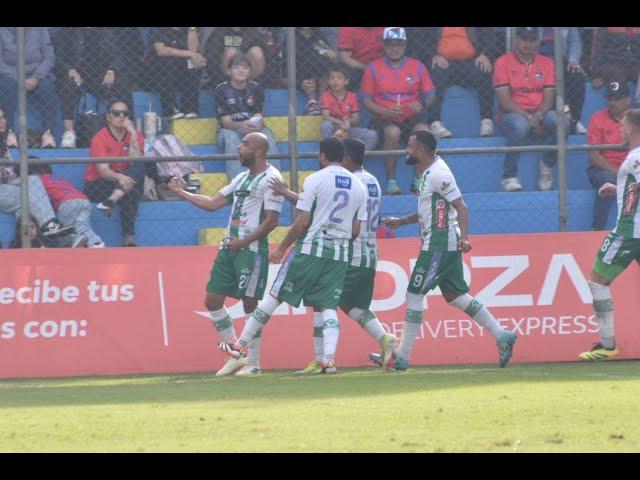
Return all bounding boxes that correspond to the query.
[215,355,247,376]
[501,177,523,192]
[497,331,517,368]
[385,178,402,195]
[218,341,246,359]
[579,343,620,361]
[295,360,323,374]
[320,360,337,374]
[379,333,397,368]
[538,159,553,191]
[235,364,262,376]
[369,353,408,371]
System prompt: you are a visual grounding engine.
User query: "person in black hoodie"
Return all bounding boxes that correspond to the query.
[591,27,640,88]
[53,27,134,148]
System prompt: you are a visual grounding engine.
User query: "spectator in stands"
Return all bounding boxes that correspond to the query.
[203,27,267,86]
[295,27,337,115]
[420,27,496,138]
[320,65,378,151]
[214,53,279,180]
[591,28,640,88]
[360,27,435,195]
[537,27,587,134]
[586,81,630,230]
[53,27,133,148]
[30,159,105,247]
[84,100,145,247]
[0,27,57,148]
[319,27,339,52]
[149,27,206,120]
[493,27,570,192]
[9,215,44,248]
[337,27,385,90]
[0,107,83,246]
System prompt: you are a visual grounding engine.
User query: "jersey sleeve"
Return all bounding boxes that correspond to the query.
[295,174,317,212]
[219,173,241,201]
[264,170,285,212]
[543,58,556,88]
[493,55,509,89]
[429,169,462,203]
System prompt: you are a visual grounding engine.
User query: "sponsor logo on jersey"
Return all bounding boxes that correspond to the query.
[335,175,352,189]
[436,199,447,230]
[440,181,450,192]
[367,183,379,197]
[624,181,638,215]
[235,189,250,197]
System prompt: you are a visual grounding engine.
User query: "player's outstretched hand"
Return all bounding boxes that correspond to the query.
[383,217,403,229]
[168,176,184,193]
[268,177,289,196]
[598,183,617,197]
[458,238,472,253]
[270,247,286,264]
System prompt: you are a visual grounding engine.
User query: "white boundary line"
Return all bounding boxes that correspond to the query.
[158,271,169,347]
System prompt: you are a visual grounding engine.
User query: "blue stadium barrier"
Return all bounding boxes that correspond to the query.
[441,86,481,138]
[264,89,308,116]
[198,90,216,117]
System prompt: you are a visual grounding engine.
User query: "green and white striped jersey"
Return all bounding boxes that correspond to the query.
[294,164,368,262]
[350,169,381,269]
[219,164,284,253]
[417,156,462,252]
[613,146,640,238]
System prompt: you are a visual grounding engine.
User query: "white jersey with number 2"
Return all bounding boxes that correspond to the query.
[294,164,368,262]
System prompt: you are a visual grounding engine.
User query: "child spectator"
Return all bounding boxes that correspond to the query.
[320,66,378,151]
[149,27,206,120]
[10,215,43,248]
[295,27,337,115]
[214,53,279,180]
[84,100,145,247]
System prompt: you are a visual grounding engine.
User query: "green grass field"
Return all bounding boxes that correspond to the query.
[1,361,639,452]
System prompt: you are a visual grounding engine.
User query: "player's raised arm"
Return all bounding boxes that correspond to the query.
[168,176,229,211]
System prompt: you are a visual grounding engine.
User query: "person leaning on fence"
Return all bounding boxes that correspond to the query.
[294,27,338,115]
[591,27,640,90]
[586,81,631,231]
[214,53,279,181]
[420,27,496,139]
[0,27,57,148]
[149,27,206,120]
[320,65,378,151]
[493,27,570,193]
[360,27,435,196]
[537,27,587,135]
[337,27,385,91]
[53,27,134,149]
[0,107,83,246]
[29,158,104,248]
[84,100,145,247]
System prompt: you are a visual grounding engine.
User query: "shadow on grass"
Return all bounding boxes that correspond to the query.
[0,361,638,409]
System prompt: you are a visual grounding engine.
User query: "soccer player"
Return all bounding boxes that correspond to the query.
[269,138,397,374]
[369,130,517,370]
[168,132,284,376]
[218,137,368,373]
[579,108,640,361]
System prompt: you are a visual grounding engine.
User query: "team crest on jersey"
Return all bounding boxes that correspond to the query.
[406,74,414,84]
[440,181,450,191]
[535,71,543,81]
[335,176,352,189]
[367,183,379,197]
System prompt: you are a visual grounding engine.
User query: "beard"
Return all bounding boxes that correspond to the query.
[240,156,256,168]
[405,155,419,165]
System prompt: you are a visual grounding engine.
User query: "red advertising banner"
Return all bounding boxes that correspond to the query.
[1,231,639,379]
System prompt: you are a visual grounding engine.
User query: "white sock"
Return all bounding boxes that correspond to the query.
[247,330,262,366]
[589,281,615,349]
[397,292,423,362]
[348,307,386,342]
[448,294,505,340]
[238,295,280,346]
[321,309,340,363]
[209,307,236,343]
[313,311,324,363]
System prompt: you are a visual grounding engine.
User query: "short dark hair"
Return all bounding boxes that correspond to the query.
[107,99,128,112]
[343,138,365,166]
[625,109,640,131]
[411,129,437,152]
[228,52,252,70]
[319,136,344,163]
[327,65,350,81]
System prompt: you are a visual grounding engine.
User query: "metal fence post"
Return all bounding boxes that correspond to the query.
[286,27,298,218]
[554,27,568,232]
[17,27,30,248]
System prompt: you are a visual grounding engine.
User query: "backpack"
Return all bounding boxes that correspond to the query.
[148,134,203,181]
[76,95,107,148]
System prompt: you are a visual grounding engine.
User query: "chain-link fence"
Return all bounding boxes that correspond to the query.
[0,27,634,248]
